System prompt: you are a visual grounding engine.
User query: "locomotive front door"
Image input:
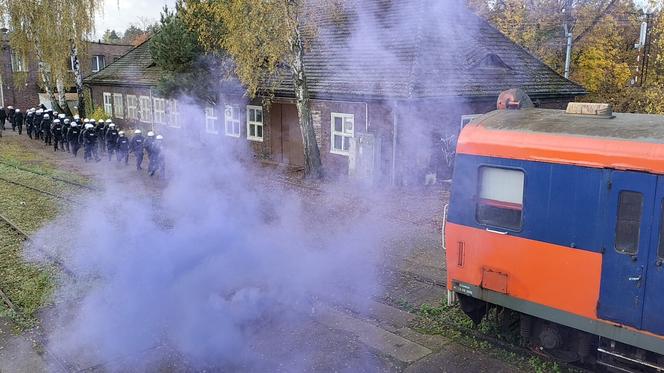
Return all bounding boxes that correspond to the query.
[598,171,657,329]
[641,176,664,336]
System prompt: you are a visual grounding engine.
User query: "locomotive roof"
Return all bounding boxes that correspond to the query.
[458,108,664,174]
[475,109,664,143]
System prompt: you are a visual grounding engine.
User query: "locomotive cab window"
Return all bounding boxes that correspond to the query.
[476,167,524,230]
[615,191,643,255]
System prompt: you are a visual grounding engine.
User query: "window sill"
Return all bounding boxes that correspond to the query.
[225,133,241,138]
[330,149,350,156]
[247,136,264,142]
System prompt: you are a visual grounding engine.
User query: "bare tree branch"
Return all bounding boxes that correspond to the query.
[572,0,619,44]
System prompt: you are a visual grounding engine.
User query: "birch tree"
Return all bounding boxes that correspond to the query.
[184,0,324,179]
[2,0,100,116]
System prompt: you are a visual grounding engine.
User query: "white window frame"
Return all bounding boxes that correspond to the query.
[205,106,218,134]
[127,95,138,120]
[330,112,355,156]
[113,93,124,119]
[153,98,166,124]
[139,96,152,123]
[103,92,113,116]
[246,105,264,142]
[224,105,241,138]
[91,55,106,72]
[11,53,27,72]
[460,114,480,130]
[167,99,180,128]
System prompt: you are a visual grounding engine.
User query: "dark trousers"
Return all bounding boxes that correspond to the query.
[17,125,22,135]
[135,152,144,170]
[54,137,62,151]
[72,143,80,157]
[27,127,33,139]
[64,140,70,152]
[107,144,116,161]
[44,132,52,145]
[118,149,129,164]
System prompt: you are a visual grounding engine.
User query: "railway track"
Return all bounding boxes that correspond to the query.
[0,159,96,191]
[0,212,75,278]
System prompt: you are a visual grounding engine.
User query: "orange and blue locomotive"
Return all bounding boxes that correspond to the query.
[445,96,664,371]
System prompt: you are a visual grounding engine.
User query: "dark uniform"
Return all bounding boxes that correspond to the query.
[117,133,130,165]
[8,107,15,131]
[0,107,7,130]
[34,111,44,140]
[26,111,34,139]
[130,133,146,170]
[95,121,107,154]
[83,126,100,162]
[42,115,52,145]
[52,120,63,151]
[68,124,81,157]
[148,138,165,177]
[105,126,119,161]
[14,110,24,135]
[62,120,71,152]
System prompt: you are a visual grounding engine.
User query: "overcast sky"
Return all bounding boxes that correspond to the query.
[93,0,176,40]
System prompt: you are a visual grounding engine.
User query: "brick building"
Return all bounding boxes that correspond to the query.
[86,0,586,185]
[0,31,132,111]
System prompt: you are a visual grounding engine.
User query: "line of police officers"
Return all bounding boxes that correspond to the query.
[0,105,166,177]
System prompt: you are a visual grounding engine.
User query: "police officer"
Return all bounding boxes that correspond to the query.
[14,109,23,135]
[7,106,15,131]
[26,109,34,139]
[34,109,44,140]
[130,129,146,171]
[68,122,81,157]
[105,123,119,161]
[116,131,130,165]
[145,131,155,160]
[148,135,165,177]
[83,123,100,162]
[42,114,52,145]
[52,119,63,151]
[0,107,7,131]
[62,119,71,152]
[94,119,104,154]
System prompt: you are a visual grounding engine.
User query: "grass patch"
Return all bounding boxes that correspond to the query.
[0,142,84,329]
[0,141,90,185]
[389,298,578,373]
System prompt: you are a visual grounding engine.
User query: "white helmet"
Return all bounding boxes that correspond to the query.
[36,109,43,114]
[147,131,154,137]
[64,119,70,123]
[156,135,163,140]
[83,118,90,123]
[70,123,77,127]
[90,119,96,123]
[74,114,80,120]
[134,129,142,134]
[58,114,65,119]
[109,123,116,128]
[85,123,93,129]
[105,119,112,124]
[53,119,60,123]
[8,106,13,109]
[119,131,125,136]
[15,108,20,112]
[44,114,50,119]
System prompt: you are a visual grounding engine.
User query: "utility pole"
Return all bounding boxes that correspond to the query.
[633,14,652,87]
[563,0,574,79]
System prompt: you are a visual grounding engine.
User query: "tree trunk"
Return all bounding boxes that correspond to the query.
[70,40,86,118]
[288,7,323,179]
[32,34,59,110]
[56,76,72,116]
